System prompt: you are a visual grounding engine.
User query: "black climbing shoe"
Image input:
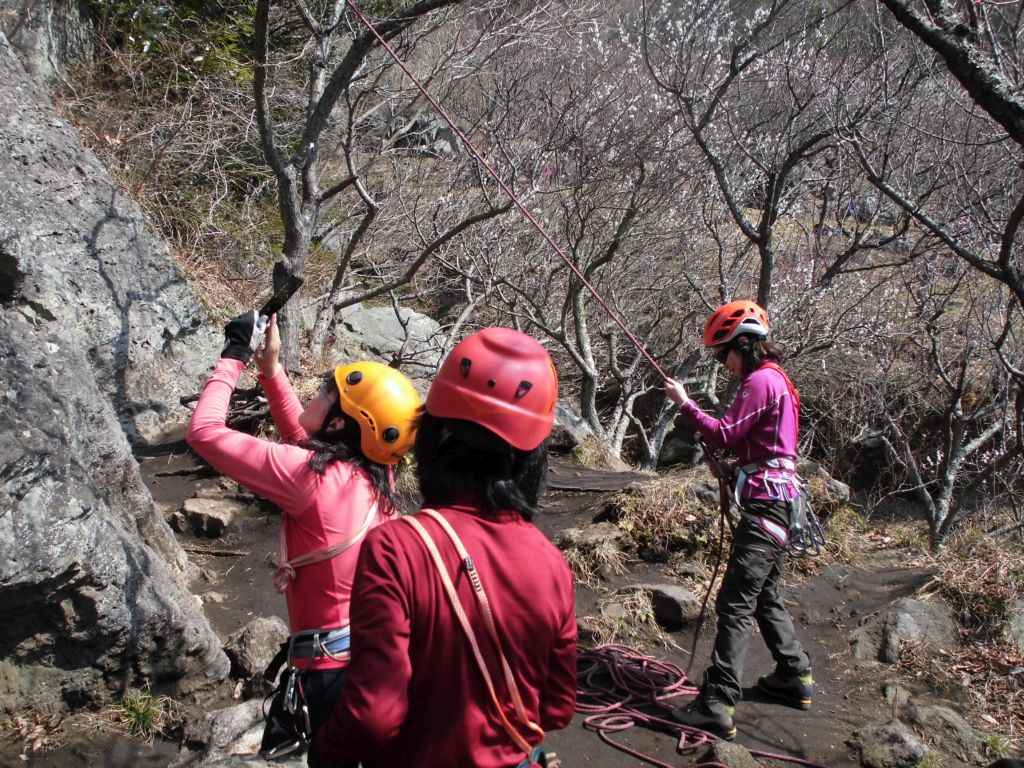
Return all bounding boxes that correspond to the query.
[756,669,813,710]
[670,696,737,740]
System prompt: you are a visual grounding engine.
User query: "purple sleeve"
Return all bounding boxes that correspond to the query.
[678,375,775,452]
[186,358,319,512]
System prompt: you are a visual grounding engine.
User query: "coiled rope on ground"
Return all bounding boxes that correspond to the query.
[577,644,826,768]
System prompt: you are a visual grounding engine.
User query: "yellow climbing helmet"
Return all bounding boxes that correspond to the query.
[333,361,423,466]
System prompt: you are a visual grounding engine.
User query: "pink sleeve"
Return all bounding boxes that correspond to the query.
[186,358,319,513]
[540,567,577,730]
[313,526,412,762]
[258,368,310,444]
[679,375,773,451]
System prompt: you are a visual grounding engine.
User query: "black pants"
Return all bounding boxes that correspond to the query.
[702,501,810,706]
[262,667,348,760]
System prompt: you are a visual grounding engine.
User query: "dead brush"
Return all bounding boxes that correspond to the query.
[896,640,1024,738]
[606,478,717,563]
[580,591,678,650]
[921,529,1022,641]
[569,436,618,470]
[561,540,629,590]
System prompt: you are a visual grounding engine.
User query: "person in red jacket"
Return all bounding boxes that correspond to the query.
[311,327,577,768]
[186,311,422,760]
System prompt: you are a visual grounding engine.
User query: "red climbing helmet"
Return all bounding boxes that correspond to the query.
[703,300,771,348]
[426,327,558,451]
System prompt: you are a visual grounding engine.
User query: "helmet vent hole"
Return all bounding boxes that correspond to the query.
[460,358,472,378]
[382,427,400,443]
[487,379,496,388]
[346,371,364,385]
[360,410,376,433]
[514,380,533,399]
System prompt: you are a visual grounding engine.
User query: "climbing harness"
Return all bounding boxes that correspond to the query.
[577,644,827,768]
[272,497,378,593]
[403,509,553,767]
[259,626,352,759]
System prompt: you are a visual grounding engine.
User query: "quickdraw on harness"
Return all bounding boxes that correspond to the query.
[259,626,353,760]
[403,509,555,768]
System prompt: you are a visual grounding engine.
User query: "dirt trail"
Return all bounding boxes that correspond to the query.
[2,448,954,768]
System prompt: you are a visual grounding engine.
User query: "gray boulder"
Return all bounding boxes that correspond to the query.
[332,305,445,378]
[0,311,229,715]
[0,0,94,84]
[172,699,307,767]
[0,32,221,445]
[549,401,594,450]
[184,497,247,538]
[904,704,986,764]
[225,617,290,681]
[851,719,931,768]
[699,740,760,768]
[0,35,230,714]
[850,598,959,663]
[624,584,702,631]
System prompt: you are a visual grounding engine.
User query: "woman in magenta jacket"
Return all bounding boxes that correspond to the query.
[187,311,422,759]
[312,328,577,768]
[664,300,812,740]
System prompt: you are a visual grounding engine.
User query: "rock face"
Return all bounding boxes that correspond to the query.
[331,305,445,379]
[0,0,93,84]
[0,34,229,714]
[0,312,229,715]
[0,32,221,445]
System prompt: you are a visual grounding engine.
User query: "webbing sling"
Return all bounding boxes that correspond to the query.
[273,498,379,593]
[403,509,544,760]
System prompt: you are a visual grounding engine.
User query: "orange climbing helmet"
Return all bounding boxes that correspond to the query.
[333,361,423,465]
[426,327,558,451]
[703,300,771,348]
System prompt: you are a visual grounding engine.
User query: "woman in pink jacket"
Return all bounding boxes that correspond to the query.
[664,300,812,740]
[186,311,422,759]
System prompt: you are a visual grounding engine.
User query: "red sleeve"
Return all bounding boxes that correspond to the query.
[313,526,412,763]
[540,566,577,730]
[258,367,309,444]
[186,358,319,512]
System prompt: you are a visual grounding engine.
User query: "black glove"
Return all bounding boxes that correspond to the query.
[221,310,267,364]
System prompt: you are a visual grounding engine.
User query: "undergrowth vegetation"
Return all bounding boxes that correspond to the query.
[110,687,172,742]
[578,591,677,650]
[605,477,716,563]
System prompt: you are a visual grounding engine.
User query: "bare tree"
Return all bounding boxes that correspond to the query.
[253,0,553,367]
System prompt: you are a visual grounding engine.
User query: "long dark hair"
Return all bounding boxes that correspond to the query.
[735,334,786,376]
[299,398,399,511]
[414,412,548,521]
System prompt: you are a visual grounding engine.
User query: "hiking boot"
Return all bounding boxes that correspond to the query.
[756,669,813,710]
[670,696,737,740]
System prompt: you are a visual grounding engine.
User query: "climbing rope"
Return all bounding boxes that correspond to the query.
[344,0,670,381]
[578,645,828,768]
[342,9,826,768]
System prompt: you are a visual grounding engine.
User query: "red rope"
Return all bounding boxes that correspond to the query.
[343,0,670,381]
[578,645,828,768]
